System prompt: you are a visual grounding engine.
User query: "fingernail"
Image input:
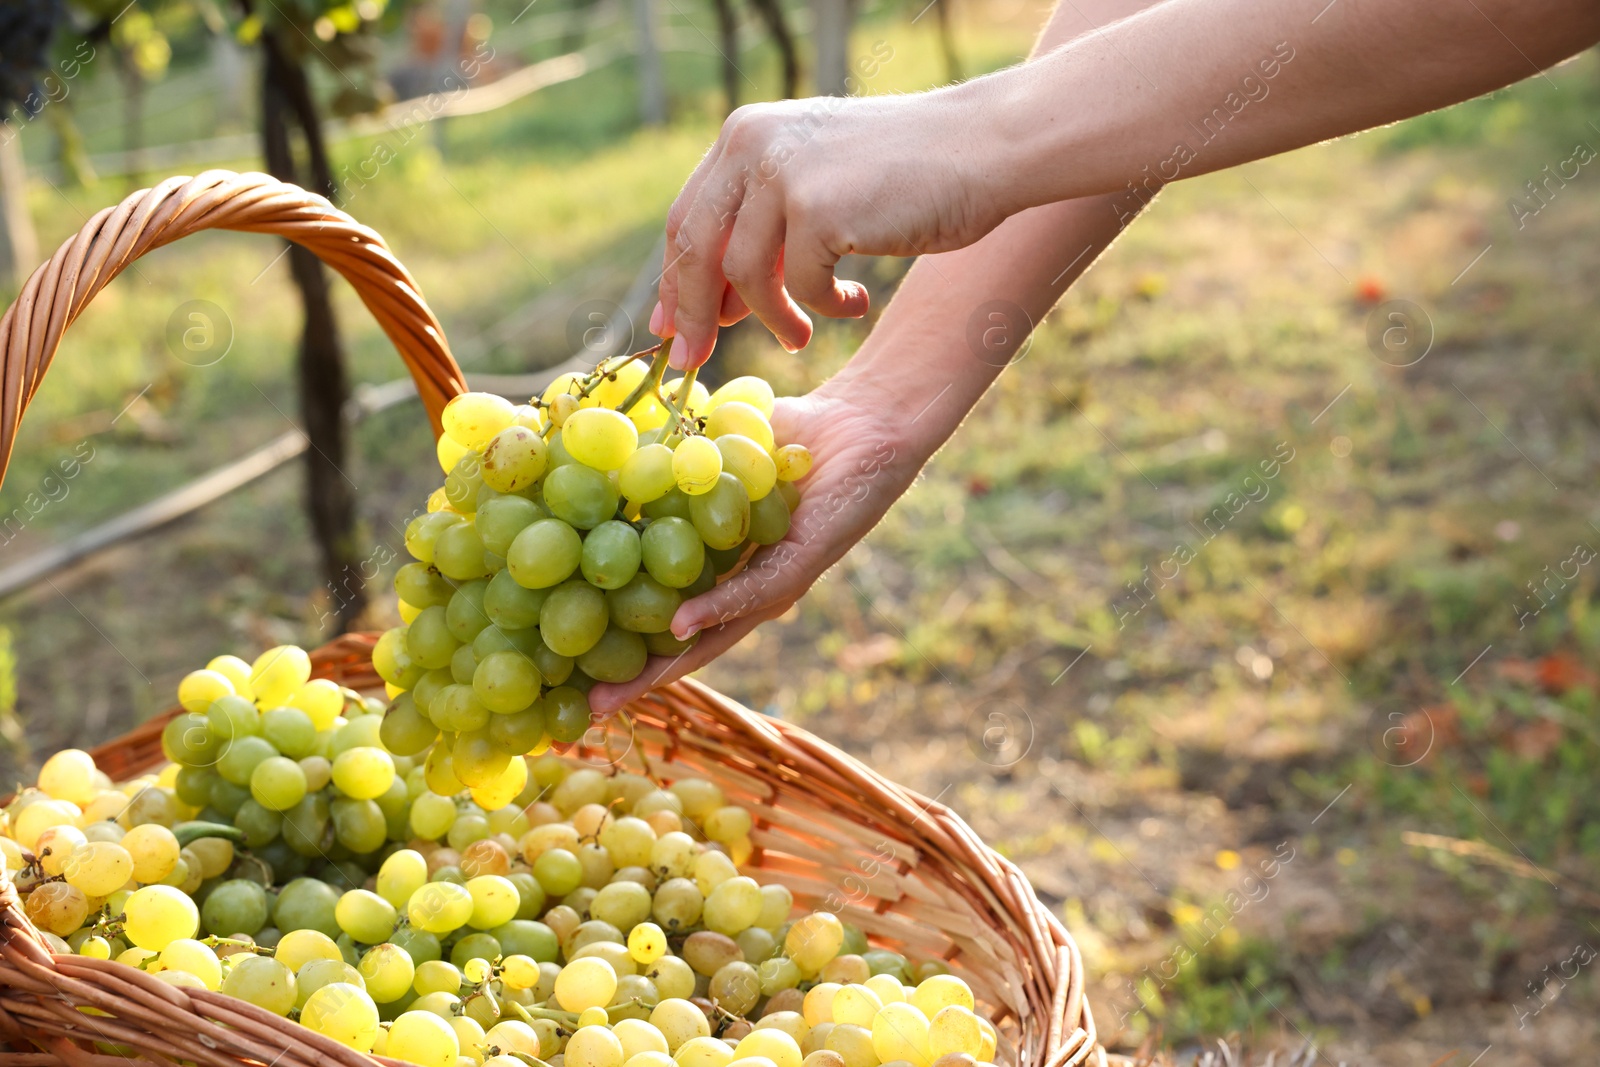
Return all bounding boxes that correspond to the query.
[667,336,690,370]
[674,623,701,641]
[649,302,665,335]
[672,326,715,370]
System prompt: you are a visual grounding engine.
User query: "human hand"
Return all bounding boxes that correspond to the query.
[654,89,1011,369]
[587,379,922,717]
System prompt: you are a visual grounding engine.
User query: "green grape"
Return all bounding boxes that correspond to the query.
[544,464,621,530]
[653,878,705,932]
[472,623,542,660]
[413,959,463,997]
[682,559,717,598]
[431,684,491,733]
[704,876,763,935]
[534,641,574,686]
[409,791,456,840]
[532,847,583,896]
[506,874,547,921]
[576,520,639,591]
[451,643,478,685]
[332,747,396,800]
[207,776,249,818]
[773,444,812,482]
[644,630,699,657]
[373,627,426,690]
[173,766,216,807]
[689,473,750,551]
[709,960,761,1015]
[408,880,476,934]
[705,401,775,451]
[216,735,277,787]
[260,707,317,758]
[607,574,680,633]
[492,919,558,963]
[540,581,609,657]
[716,434,777,501]
[758,883,793,929]
[445,454,486,513]
[161,712,219,767]
[406,511,464,564]
[222,955,297,1016]
[488,703,547,755]
[575,627,647,683]
[546,430,577,468]
[672,436,722,496]
[473,649,541,713]
[234,799,283,848]
[330,714,384,756]
[642,488,692,520]
[449,932,503,968]
[332,797,388,853]
[281,793,332,858]
[507,518,583,589]
[544,685,591,744]
[391,925,443,965]
[619,444,676,504]
[206,694,260,742]
[380,693,439,756]
[591,880,653,931]
[274,877,341,937]
[748,490,791,546]
[484,568,548,629]
[758,956,802,995]
[201,878,269,935]
[452,730,513,787]
[705,541,746,576]
[250,755,308,811]
[640,517,705,589]
[411,668,452,720]
[563,408,639,472]
[435,520,490,580]
[477,496,546,558]
[446,579,493,642]
[396,562,455,608]
[337,888,399,944]
[482,426,549,492]
[406,606,460,671]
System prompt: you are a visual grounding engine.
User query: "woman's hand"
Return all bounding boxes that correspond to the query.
[655,89,1012,370]
[587,379,922,717]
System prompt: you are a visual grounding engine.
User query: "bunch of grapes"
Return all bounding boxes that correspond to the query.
[1,647,999,1067]
[373,345,811,769]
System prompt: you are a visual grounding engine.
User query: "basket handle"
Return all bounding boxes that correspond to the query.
[0,169,468,491]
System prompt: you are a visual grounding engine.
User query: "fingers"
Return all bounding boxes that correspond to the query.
[670,539,815,640]
[587,613,765,718]
[720,207,812,352]
[659,135,732,337]
[783,227,872,320]
[719,284,750,328]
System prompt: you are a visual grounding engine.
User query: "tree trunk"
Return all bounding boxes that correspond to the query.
[260,30,363,632]
[710,0,740,115]
[0,131,38,289]
[118,56,144,188]
[47,105,97,187]
[632,0,668,125]
[933,0,961,82]
[812,0,854,96]
[747,0,799,99]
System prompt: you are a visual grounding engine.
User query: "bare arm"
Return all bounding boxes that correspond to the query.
[656,0,1600,367]
[587,0,1165,716]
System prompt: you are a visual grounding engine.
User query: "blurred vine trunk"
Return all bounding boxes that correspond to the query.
[258,27,364,632]
[812,0,855,95]
[933,0,960,81]
[632,0,668,125]
[0,132,38,290]
[747,0,799,98]
[116,54,145,188]
[710,0,740,114]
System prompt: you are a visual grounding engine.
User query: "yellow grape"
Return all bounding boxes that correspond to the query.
[928,1006,984,1059]
[468,757,527,813]
[910,975,975,1017]
[564,408,639,471]
[864,974,906,1005]
[250,645,312,707]
[650,998,711,1052]
[628,921,668,964]
[276,929,344,971]
[63,841,134,897]
[501,954,540,990]
[122,824,181,883]
[554,956,618,1012]
[206,654,256,699]
[438,434,473,475]
[158,938,222,990]
[786,912,845,975]
[388,1009,461,1067]
[177,670,234,714]
[773,444,812,482]
[38,749,98,806]
[705,401,775,452]
[579,1006,611,1028]
[620,444,677,503]
[289,679,346,731]
[735,1029,803,1067]
[542,372,596,408]
[378,848,429,909]
[870,1003,932,1067]
[331,747,395,800]
[465,874,520,929]
[676,1036,736,1067]
[443,392,517,449]
[302,982,381,1051]
[399,599,423,623]
[25,881,88,936]
[663,377,711,417]
[831,985,882,1028]
[568,1025,625,1067]
[78,936,111,959]
[803,983,842,1026]
[706,376,776,418]
[673,436,722,496]
[35,824,85,876]
[359,942,416,1002]
[615,1018,670,1060]
[590,358,650,410]
[550,394,581,426]
[716,435,777,501]
[408,881,475,934]
[123,885,199,950]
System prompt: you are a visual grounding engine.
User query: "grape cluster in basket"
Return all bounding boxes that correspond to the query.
[0,646,999,1067]
[374,346,811,766]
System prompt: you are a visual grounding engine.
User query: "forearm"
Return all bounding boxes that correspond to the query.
[967,0,1600,214]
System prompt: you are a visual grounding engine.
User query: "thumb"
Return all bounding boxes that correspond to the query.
[670,541,808,639]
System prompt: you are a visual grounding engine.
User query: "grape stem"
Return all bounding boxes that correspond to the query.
[617,339,673,416]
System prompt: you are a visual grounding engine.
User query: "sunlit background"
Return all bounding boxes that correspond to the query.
[1,1,1598,1060]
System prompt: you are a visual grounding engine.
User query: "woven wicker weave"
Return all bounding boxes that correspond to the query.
[0,173,1104,1067]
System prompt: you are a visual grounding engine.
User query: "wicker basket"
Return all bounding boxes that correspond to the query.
[0,172,1105,1067]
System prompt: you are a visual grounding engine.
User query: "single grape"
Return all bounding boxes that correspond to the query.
[482,425,549,492]
[640,517,705,588]
[540,581,609,657]
[690,473,751,550]
[717,434,778,501]
[358,941,416,1002]
[545,464,621,530]
[250,755,308,811]
[619,444,677,504]
[749,491,791,546]
[473,649,541,713]
[446,579,493,643]
[251,645,312,707]
[381,694,439,756]
[564,408,639,471]
[388,1009,461,1067]
[488,702,548,755]
[581,520,643,590]
[444,393,517,449]
[302,981,381,1051]
[545,686,593,743]
[332,747,396,800]
[222,955,298,1016]
[672,436,722,496]
[507,517,583,589]
[435,520,490,580]
[706,401,776,451]
[260,706,317,758]
[124,885,200,950]
[606,573,680,633]
[576,627,648,683]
